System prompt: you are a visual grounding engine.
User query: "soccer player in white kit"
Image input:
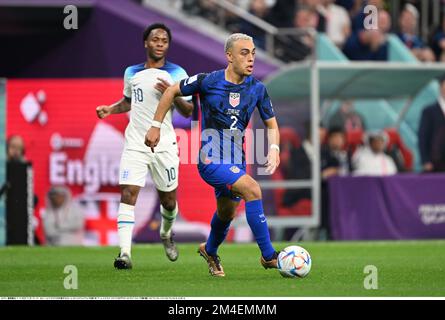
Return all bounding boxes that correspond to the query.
[96,24,194,269]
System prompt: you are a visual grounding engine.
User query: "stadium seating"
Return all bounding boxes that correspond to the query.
[272,127,311,217]
[384,128,414,171]
[345,128,414,171]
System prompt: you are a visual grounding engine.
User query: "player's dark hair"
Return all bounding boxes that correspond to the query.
[143,23,172,43]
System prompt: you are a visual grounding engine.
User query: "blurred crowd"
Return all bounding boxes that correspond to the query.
[275,74,445,239]
[181,0,445,62]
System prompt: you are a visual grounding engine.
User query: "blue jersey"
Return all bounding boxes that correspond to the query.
[180,70,275,164]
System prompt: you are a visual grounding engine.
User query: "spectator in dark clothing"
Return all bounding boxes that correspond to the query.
[268,0,298,27]
[239,0,272,49]
[418,76,445,172]
[343,31,388,60]
[321,127,352,177]
[351,0,383,32]
[335,0,357,12]
[320,127,351,240]
[431,14,445,62]
[274,7,317,62]
[343,9,390,61]
[268,0,326,29]
[7,135,26,163]
[6,135,40,243]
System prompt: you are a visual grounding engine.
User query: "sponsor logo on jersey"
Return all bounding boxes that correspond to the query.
[229,92,240,107]
[229,165,240,174]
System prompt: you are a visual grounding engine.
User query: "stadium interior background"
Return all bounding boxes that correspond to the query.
[1,0,445,247]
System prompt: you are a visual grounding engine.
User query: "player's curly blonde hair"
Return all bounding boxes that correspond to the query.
[224,33,253,53]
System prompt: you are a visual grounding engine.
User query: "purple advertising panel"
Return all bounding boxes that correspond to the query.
[329,175,445,240]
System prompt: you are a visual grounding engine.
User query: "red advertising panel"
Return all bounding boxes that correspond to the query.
[7,79,219,245]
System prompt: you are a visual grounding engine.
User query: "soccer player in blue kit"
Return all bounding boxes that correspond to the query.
[145,33,281,277]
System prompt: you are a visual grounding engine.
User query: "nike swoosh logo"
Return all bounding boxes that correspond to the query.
[260,219,267,223]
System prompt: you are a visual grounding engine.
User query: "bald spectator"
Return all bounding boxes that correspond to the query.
[397,4,435,62]
[7,135,26,163]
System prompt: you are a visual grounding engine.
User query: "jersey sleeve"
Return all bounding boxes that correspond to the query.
[257,85,275,121]
[179,73,207,96]
[171,66,192,101]
[123,67,132,99]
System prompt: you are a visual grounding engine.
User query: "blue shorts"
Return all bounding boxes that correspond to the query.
[198,162,246,201]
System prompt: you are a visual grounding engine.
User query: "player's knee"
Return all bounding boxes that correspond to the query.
[120,187,138,205]
[243,180,262,201]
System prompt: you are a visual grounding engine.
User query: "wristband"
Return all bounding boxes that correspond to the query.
[151,120,162,128]
[270,144,280,152]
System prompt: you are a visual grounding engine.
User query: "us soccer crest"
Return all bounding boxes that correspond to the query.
[230,165,240,173]
[229,92,240,107]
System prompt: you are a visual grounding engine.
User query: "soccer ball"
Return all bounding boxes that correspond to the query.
[277,245,312,278]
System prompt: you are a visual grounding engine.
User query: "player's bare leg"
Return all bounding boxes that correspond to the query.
[198,197,239,277]
[114,184,140,270]
[231,175,279,269]
[158,189,179,261]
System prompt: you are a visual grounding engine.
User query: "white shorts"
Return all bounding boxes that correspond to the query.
[119,148,179,192]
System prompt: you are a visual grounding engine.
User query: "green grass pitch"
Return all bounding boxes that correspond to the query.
[0,240,444,297]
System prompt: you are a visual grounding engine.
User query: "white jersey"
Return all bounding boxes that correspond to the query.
[123,68,176,153]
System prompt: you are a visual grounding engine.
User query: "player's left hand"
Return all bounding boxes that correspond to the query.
[155,77,171,94]
[265,148,280,175]
[145,127,161,152]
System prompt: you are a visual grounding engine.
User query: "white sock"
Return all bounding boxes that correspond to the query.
[160,202,178,238]
[117,203,135,257]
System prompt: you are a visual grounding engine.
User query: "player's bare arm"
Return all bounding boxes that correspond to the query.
[96,97,131,119]
[155,77,193,117]
[145,82,182,150]
[264,117,280,175]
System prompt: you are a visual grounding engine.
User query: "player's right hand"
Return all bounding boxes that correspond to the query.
[96,105,111,119]
[145,127,160,152]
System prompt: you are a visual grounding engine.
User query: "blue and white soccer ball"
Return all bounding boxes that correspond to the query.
[277,245,312,278]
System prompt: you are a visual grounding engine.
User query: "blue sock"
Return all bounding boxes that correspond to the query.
[245,199,276,260]
[205,212,231,256]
